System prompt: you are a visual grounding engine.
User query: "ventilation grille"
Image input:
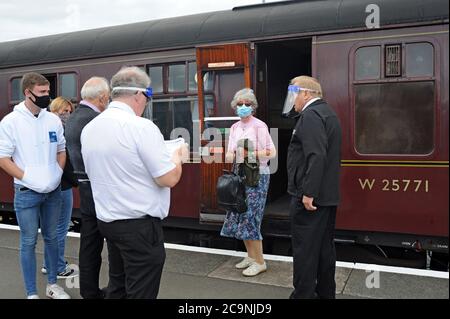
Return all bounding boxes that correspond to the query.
[385,45,402,77]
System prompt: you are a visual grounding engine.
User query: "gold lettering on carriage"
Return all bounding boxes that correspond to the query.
[358,179,429,192]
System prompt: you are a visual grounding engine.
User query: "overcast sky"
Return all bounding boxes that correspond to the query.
[0,0,283,43]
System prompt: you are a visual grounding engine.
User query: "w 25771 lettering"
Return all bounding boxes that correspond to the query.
[358,179,429,193]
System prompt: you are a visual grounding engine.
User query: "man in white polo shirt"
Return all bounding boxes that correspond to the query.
[81,66,186,299]
[0,72,71,299]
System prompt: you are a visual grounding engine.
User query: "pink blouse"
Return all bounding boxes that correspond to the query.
[227,116,275,168]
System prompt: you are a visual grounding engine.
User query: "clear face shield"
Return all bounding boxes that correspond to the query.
[281,85,300,118]
[281,85,321,118]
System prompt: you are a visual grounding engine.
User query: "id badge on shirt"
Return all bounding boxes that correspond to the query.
[49,131,57,143]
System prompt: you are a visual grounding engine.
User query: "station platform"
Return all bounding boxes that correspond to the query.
[0,225,448,299]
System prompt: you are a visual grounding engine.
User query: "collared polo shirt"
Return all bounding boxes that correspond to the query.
[81,101,176,222]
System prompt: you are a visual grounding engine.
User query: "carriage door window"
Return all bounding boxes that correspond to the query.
[353,42,435,155]
[203,70,244,131]
[406,43,434,77]
[355,46,380,80]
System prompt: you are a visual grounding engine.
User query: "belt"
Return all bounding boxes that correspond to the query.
[19,186,29,191]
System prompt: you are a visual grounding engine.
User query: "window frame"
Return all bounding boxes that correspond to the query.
[350,39,438,158]
[146,60,203,153]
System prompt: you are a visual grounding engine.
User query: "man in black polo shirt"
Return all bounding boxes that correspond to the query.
[284,76,342,299]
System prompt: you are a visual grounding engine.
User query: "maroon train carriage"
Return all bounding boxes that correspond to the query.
[0,0,448,257]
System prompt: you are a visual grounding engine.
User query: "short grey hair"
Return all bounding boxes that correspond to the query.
[110,66,151,99]
[230,88,258,110]
[80,77,109,100]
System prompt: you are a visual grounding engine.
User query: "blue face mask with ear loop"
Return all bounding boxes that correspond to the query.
[236,104,253,118]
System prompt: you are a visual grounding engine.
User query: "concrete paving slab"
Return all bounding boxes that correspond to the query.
[343,269,449,299]
[208,257,293,288]
[164,249,229,276]
[336,267,353,294]
[159,271,292,299]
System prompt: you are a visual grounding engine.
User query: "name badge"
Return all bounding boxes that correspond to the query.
[49,131,57,143]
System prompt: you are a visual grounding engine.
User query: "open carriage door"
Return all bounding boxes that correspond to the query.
[196,43,251,223]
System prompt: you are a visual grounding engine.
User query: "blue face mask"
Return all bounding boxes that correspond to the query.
[236,105,253,118]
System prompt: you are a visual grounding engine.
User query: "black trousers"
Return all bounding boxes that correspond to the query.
[78,182,106,299]
[97,216,166,299]
[289,196,337,299]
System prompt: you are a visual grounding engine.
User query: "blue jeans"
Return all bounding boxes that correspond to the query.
[14,184,61,296]
[44,188,73,273]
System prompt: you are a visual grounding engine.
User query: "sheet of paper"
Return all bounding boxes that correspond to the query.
[164,137,185,155]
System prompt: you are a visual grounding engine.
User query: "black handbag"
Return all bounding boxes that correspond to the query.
[239,157,260,187]
[216,164,247,213]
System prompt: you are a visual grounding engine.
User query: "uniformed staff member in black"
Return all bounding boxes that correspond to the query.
[284,75,342,299]
[65,77,110,299]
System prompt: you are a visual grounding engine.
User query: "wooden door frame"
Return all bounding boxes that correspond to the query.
[195,42,252,213]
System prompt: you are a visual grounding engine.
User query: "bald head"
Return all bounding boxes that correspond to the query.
[80,77,110,112]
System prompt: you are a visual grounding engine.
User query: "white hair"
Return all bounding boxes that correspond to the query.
[80,77,110,100]
[230,88,258,110]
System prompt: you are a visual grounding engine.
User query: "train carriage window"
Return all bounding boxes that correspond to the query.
[406,43,434,77]
[355,82,434,155]
[145,62,202,150]
[168,64,186,92]
[43,74,57,99]
[10,77,24,102]
[355,46,380,80]
[59,73,77,99]
[152,100,171,139]
[152,97,198,150]
[149,66,163,93]
[188,62,197,92]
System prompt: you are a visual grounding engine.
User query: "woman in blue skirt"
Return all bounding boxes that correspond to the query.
[221,88,276,277]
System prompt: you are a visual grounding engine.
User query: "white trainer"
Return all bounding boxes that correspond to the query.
[242,262,267,277]
[46,284,71,299]
[235,257,255,269]
[27,294,40,299]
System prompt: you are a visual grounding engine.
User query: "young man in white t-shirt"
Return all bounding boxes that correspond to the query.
[0,72,71,299]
